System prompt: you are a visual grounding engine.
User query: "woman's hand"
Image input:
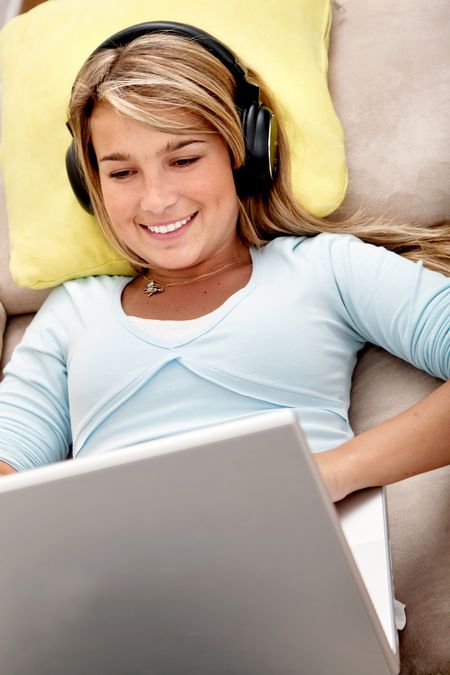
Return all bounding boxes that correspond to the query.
[313,449,353,503]
[0,460,17,475]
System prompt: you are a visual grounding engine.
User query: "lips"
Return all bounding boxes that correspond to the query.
[140,212,197,236]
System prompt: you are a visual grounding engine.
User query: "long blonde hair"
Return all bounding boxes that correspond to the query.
[68,32,450,274]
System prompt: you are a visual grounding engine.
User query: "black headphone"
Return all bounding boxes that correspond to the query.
[65,21,279,214]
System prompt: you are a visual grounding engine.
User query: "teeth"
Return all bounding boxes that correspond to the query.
[147,215,193,234]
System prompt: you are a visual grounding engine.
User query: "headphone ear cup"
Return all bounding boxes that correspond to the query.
[65,140,94,214]
[242,102,258,157]
[240,103,278,193]
[253,105,278,182]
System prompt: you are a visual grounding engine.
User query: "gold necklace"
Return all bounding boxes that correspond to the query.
[142,258,249,296]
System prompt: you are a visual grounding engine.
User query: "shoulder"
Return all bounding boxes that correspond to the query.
[260,232,428,274]
[49,274,132,304]
[258,234,450,297]
[60,274,132,294]
[36,274,133,322]
[260,232,363,257]
[258,233,371,273]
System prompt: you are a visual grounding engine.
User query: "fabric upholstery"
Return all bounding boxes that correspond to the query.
[388,468,450,674]
[349,345,442,434]
[349,345,449,674]
[0,300,6,363]
[329,0,450,224]
[0,312,33,378]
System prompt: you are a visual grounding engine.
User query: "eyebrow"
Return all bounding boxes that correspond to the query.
[162,138,206,154]
[98,152,131,163]
[98,139,206,163]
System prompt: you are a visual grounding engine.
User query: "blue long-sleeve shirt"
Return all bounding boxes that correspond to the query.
[0,233,448,471]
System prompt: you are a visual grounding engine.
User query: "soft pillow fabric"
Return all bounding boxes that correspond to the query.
[0,175,50,314]
[0,0,347,288]
[329,0,450,225]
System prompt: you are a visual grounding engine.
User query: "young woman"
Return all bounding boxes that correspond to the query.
[0,24,448,501]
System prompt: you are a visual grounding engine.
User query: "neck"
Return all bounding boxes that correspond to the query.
[141,245,252,297]
[144,244,250,285]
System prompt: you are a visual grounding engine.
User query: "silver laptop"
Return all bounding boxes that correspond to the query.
[0,409,399,675]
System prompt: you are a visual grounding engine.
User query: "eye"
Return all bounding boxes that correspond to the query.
[108,169,135,180]
[171,157,200,168]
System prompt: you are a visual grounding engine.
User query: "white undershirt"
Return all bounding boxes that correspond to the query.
[128,310,219,341]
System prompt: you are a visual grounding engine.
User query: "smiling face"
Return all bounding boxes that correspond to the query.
[90,105,242,274]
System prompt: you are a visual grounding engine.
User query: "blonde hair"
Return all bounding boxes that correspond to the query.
[68,32,450,275]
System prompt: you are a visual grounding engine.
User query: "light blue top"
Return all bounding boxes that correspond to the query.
[0,233,448,471]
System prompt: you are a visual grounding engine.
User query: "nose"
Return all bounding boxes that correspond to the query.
[139,170,178,214]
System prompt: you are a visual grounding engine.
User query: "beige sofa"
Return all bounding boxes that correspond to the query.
[0,1,449,673]
[328,4,450,672]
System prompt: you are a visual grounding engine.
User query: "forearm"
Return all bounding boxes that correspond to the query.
[315,379,450,502]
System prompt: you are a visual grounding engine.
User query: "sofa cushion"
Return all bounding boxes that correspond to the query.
[387,467,450,674]
[349,345,448,675]
[329,0,450,225]
[0,301,6,364]
[0,313,35,379]
[0,0,347,288]
[349,345,442,434]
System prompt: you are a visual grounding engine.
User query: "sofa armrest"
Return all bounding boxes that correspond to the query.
[0,313,35,379]
[349,346,449,674]
[388,467,450,673]
[0,300,6,364]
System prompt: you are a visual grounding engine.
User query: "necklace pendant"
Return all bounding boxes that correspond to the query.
[144,280,165,296]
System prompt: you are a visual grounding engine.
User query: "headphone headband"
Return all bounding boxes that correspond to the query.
[91,21,260,108]
[66,21,278,213]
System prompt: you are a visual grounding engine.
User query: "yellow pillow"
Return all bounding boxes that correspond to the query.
[0,0,347,288]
